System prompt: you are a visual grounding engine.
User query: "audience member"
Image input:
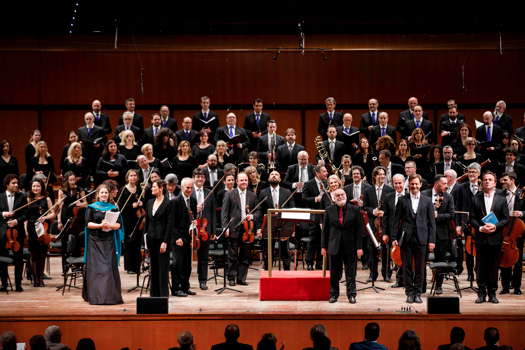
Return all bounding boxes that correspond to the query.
[44,325,70,350]
[168,331,195,350]
[30,335,48,350]
[475,327,507,350]
[438,327,471,350]
[349,322,386,350]
[303,324,337,350]
[256,333,280,350]
[211,324,253,350]
[76,338,96,350]
[398,330,421,350]
[1,331,17,350]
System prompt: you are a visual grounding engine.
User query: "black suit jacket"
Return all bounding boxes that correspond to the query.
[118,112,144,131]
[321,139,346,167]
[475,123,504,154]
[470,191,509,246]
[336,125,360,156]
[0,192,27,241]
[363,185,394,233]
[142,127,159,146]
[191,187,216,237]
[397,109,429,139]
[439,117,462,146]
[343,182,372,202]
[359,111,380,138]
[369,124,397,147]
[160,117,178,133]
[493,112,513,135]
[283,164,315,190]
[317,111,343,139]
[381,191,404,238]
[393,193,436,246]
[145,197,174,243]
[256,186,294,227]
[211,342,253,350]
[497,162,525,186]
[175,129,199,146]
[202,166,224,188]
[302,178,326,224]
[516,125,525,140]
[349,340,388,350]
[214,126,249,163]
[93,112,112,135]
[406,118,434,143]
[78,125,106,145]
[431,161,464,178]
[172,194,197,244]
[244,112,270,150]
[257,133,284,160]
[421,189,455,241]
[221,188,258,238]
[276,143,304,173]
[114,125,142,145]
[322,203,364,255]
[192,110,220,140]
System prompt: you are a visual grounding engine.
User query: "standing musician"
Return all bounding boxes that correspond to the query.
[256,170,295,271]
[145,179,173,297]
[214,113,249,165]
[499,172,524,295]
[56,171,87,274]
[117,169,143,275]
[321,188,365,304]
[221,172,258,286]
[302,165,329,270]
[0,175,27,292]
[470,171,509,304]
[172,178,197,297]
[191,169,216,291]
[382,173,406,288]
[363,166,394,282]
[256,120,284,171]
[393,174,436,304]
[422,174,455,295]
[26,178,56,287]
[276,128,305,174]
[283,151,315,207]
[244,98,270,151]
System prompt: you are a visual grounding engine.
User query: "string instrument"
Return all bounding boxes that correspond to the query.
[373,200,384,241]
[465,226,477,256]
[5,227,20,252]
[359,209,381,250]
[239,196,268,243]
[188,210,200,250]
[391,244,403,266]
[195,174,228,242]
[133,170,154,232]
[499,217,525,268]
[457,159,491,182]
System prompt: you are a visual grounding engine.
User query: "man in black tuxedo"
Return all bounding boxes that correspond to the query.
[359,98,380,139]
[515,113,525,140]
[393,174,436,303]
[499,172,524,295]
[343,165,372,206]
[470,171,509,303]
[78,112,106,173]
[363,166,394,282]
[498,149,525,186]
[317,97,343,140]
[211,324,253,350]
[492,100,513,136]
[444,169,465,274]
[440,107,464,147]
[143,113,163,146]
[369,112,396,147]
[322,188,364,303]
[257,120,284,165]
[336,113,360,157]
[283,151,315,208]
[172,178,198,297]
[302,165,329,270]
[476,111,504,161]
[221,172,258,286]
[276,128,304,174]
[244,98,270,151]
[202,154,223,188]
[192,96,220,142]
[91,99,112,135]
[439,99,465,123]
[191,169,216,290]
[397,97,429,139]
[114,111,142,145]
[406,105,433,143]
[257,170,295,270]
[215,113,249,165]
[403,160,428,192]
[118,97,144,131]
[159,105,178,133]
[0,175,26,292]
[321,126,345,168]
[422,175,455,294]
[378,150,404,187]
[431,146,464,179]
[175,117,199,146]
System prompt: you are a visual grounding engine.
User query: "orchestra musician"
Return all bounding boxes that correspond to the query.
[244,98,270,151]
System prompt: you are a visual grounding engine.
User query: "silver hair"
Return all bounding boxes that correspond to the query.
[164,173,178,184]
[467,162,481,172]
[444,169,457,179]
[392,173,405,182]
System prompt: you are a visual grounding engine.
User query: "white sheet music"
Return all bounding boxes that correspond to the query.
[104,211,120,225]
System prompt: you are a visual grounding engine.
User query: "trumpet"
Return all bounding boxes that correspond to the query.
[314,136,338,174]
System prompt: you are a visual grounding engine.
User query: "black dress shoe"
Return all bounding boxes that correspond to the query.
[435,287,443,295]
[391,282,403,288]
[329,296,338,303]
[488,294,499,304]
[384,277,392,283]
[185,290,196,296]
[306,265,313,271]
[514,289,522,295]
[43,274,52,280]
[0,286,7,292]
[15,286,24,292]
[199,282,208,290]
[175,290,188,297]
[348,296,356,304]
[475,295,486,303]
[414,295,423,304]
[406,295,414,303]
[500,288,510,295]
[237,281,249,286]
[366,276,373,283]
[229,280,236,286]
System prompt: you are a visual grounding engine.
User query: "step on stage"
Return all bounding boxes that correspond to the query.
[0,258,524,349]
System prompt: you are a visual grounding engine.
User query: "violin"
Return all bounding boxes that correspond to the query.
[188,210,200,250]
[5,227,20,252]
[196,217,209,242]
[373,200,384,241]
[242,205,255,243]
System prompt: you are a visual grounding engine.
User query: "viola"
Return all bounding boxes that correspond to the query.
[5,227,20,252]
[196,217,209,242]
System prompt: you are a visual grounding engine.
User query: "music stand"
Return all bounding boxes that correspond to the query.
[214,219,242,294]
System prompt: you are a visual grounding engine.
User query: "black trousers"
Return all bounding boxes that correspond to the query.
[434,238,452,288]
[124,227,143,274]
[329,248,358,298]
[402,240,427,296]
[475,243,501,293]
[500,237,524,290]
[0,236,24,288]
[306,224,322,269]
[172,242,192,293]
[197,240,210,283]
[147,238,169,297]
[262,239,290,270]
[227,236,250,282]
[368,240,391,281]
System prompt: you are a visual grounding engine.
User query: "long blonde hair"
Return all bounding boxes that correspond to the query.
[34,140,50,158]
[119,129,137,146]
[66,142,82,164]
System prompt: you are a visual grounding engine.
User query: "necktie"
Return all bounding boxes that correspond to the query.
[185,130,190,139]
[203,112,208,120]
[288,144,293,153]
[338,207,343,224]
[353,185,359,199]
[255,113,260,125]
[229,126,234,137]
[197,188,204,205]
[376,187,382,201]
[95,113,100,121]
[210,170,217,185]
[185,198,190,210]
[345,127,349,134]
[371,112,376,123]
[381,127,385,136]
[471,184,478,195]
[153,127,157,137]
[444,162,450,171]
[395,193,402,207]
[329,111,333,120]
[329,141,335,159]
[415,120,420,129]
[486,126,491,142]
[87,127,92,136]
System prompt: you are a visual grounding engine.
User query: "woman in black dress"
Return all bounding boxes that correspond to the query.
[117,169,143,274]
[173,141,197,180]
[60,130,79,169]
[26,178,55,287]
[118,130,141,164]
[153,128,177,165]
[83,183,124,305]
[27,141,56,196]
[391,138,413,167]
[192,131,215,167]
[24,129,41,177]
[95,140,127,186]
[62,142,89,188]
[451,123,472,158]
[214,140,232,170]
[458,136,485,167]
[338,154,353,186]
[408,128,431,181]
[245,165,268,197]
[0,139,19,190]
[145,179,173,297]
[352,138,376,183]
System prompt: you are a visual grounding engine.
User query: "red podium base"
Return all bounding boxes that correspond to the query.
[259,270,330,301]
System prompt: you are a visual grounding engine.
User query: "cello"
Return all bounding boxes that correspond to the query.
[499,217,525,268]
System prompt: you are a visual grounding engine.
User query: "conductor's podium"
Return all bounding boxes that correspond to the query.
[259,270,330,301]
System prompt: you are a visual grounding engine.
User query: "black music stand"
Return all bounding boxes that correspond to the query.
[214,219,242,294]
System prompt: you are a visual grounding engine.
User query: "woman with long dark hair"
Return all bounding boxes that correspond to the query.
[95,140,127,185]
[352,138,376,183]
[192,130,215,167]
[0,139,19,190]
[172,140,196,180]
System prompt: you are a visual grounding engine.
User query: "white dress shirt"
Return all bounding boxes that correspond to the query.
[483,190,495,215]
[238,189,246,220]
[411,193,420,214]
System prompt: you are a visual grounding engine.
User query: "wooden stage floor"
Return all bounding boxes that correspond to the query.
[1,256,524,317]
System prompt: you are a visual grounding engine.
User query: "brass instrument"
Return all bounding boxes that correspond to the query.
[314,136,338,174]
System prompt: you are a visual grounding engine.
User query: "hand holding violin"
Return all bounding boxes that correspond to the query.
[2,211,14,218]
